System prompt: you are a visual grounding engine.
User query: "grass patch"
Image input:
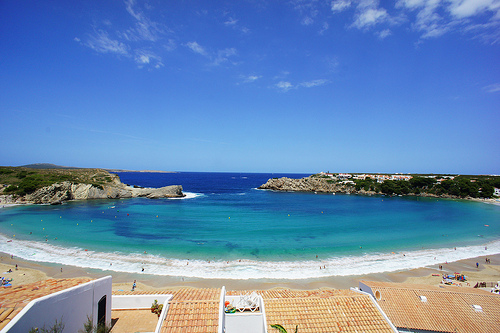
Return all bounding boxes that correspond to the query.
[0,167,117,196]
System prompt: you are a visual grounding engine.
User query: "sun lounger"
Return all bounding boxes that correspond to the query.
[236,292,259,312]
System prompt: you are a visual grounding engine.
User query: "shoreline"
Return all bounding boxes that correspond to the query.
[2,252,499,292]
[2,191,499,209]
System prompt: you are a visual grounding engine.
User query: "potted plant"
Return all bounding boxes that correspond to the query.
[151,299,163,317]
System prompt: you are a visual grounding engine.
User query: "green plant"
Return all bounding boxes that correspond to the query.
[29,318,65,333]
[271,324,298,333]
[151,299,164,317]
[79,316,112,333]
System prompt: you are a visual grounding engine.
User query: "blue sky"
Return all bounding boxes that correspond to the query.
[1,0,499,174]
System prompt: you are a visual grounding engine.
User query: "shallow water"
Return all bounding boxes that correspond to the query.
[0,172,499,280]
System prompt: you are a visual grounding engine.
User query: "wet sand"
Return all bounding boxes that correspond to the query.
[1,252,499,292]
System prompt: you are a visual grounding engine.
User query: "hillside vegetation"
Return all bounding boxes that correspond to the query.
[261,174,500,200]
[0,167,118,196]
[329,174,500,198]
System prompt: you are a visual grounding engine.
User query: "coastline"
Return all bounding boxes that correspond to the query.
[2,252,498,292]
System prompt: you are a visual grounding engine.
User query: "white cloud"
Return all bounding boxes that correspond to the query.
[186,42,238,67]
[243,75,262,83]
[81,0,168,70]
[74,37,81,42]
[464,20,500,44]
[274,78,328,91]
[122,0,165,42]
[377,28,392,38]
[319,22,330,34]
[352,7,389,28]
[125,0,142,21]
[223,14,250,34]
[326,56,340,72]
[396,0,428,10]
[448,0,500,19]
[398,0,448,38]
[164,39,176,52]
[212,48,237,66]
[331,0,352,12]
[186,41,208,56]
[134,50,163,68]
[395,0,500,40]
[224,17,238,26]
[276,81,294,92]
[86,30,128,55]
[291,0,320,26]
[137,54,149,64]
[300,79,328,87]
[302,16,314,25]
[484,83,500,93]
[331,0,391,29]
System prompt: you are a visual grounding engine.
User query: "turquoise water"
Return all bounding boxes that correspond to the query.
[0,172,499,279]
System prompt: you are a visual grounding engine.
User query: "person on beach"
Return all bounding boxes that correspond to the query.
[476,262,479,268]
[132,280,136,291]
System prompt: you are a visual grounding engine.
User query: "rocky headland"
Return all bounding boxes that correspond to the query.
[258,174,500,203]
[258,176,363,194]
[0,168,184,205]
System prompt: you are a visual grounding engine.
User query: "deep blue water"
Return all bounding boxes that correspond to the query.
[0,172,499,279]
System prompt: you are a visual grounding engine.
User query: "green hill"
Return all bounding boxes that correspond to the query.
[0,166,118,196]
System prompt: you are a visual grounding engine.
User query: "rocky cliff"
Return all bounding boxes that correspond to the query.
[258,176,359,194]
[258,175,489,201]
[1,180,184,205]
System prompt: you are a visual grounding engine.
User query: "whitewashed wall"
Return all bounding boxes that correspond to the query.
[112,295,172,310]
[1,276,112,333]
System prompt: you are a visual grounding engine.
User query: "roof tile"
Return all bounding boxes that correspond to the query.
[360,281,500,333]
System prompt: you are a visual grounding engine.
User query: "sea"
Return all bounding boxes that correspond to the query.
[0,172,499,280]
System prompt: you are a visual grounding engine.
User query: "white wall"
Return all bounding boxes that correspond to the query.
[222,294,267,333]
[358,282,373,296]
[112,295,172,310]
[1,276,112,333]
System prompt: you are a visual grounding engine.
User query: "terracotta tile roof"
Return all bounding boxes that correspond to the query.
[159,288,221,333]
[161,300,219,333]
[257,289,395,333]
[360,280,500,333]
[118,288,395,333]
[0,278,91,330]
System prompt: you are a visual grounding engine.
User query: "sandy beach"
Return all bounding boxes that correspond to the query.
[1,252,498,292]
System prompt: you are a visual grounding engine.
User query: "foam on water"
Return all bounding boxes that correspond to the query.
[1,233,498,280]
[168,192,203,200]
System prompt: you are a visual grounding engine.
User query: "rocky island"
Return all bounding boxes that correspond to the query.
[0,166,184,205]
[259,172,500,200]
